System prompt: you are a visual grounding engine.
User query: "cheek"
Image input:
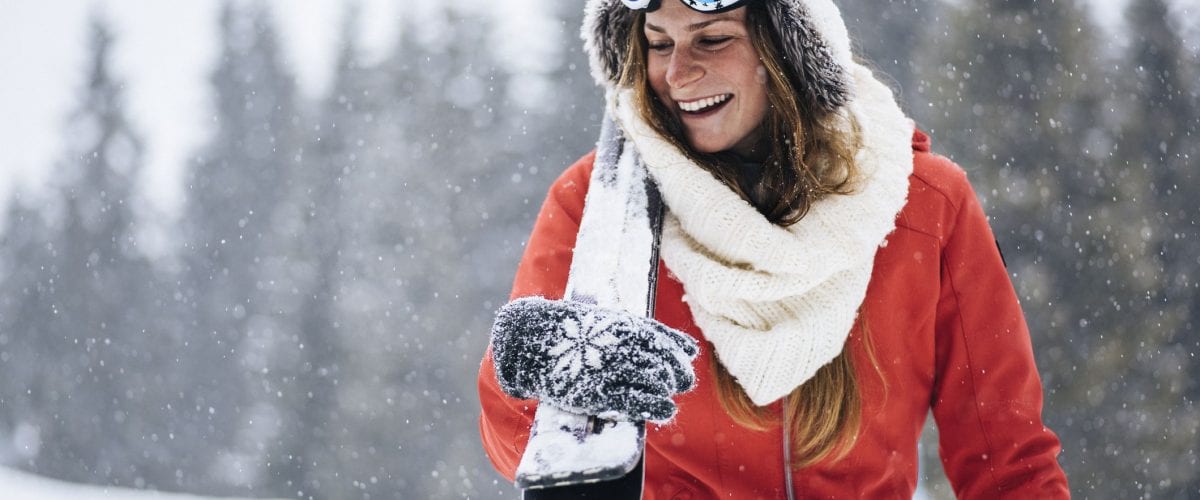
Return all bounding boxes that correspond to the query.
[743,66,770,119]
[647,64,670,102]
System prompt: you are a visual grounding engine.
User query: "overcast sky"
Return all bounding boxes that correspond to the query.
[0,0,1167,221]
[0,0,408,217]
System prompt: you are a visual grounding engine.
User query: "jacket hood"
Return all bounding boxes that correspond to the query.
[582,0,856,113]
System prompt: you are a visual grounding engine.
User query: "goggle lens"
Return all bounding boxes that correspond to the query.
[619,0,750,14]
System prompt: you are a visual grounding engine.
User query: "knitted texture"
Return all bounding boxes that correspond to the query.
[613,63,914,405]
[491,297,700,421]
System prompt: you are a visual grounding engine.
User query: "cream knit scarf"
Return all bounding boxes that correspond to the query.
[613,63,914,406]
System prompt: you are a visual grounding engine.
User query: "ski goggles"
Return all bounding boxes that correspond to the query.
[620,0,757,14]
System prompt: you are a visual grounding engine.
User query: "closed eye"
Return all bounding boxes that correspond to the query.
[648,41,673,53]
[699,36,734,48]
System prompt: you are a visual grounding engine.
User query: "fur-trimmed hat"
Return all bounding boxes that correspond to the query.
[582,0,856,113]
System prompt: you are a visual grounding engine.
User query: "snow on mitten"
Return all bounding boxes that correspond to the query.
[490,296,699,422]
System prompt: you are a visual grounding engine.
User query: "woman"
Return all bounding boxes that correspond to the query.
[479,0,1070,497]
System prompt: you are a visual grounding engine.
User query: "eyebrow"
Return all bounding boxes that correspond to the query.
[645,16,739,33]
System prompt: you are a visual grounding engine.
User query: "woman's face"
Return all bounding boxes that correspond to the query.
[644,1,769,159]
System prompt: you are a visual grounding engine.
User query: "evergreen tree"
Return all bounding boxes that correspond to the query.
[0,196,54,467]
[838,0,939,110]
[310,3,598,495]
[1121,0,1199,312]
[921,0,1194,495]
[179,1,303,492]
[0,14,171,488]
[371,6,514,497]
[256,4,371,497]
[1113,0,1200,494]
[512,0,608,175]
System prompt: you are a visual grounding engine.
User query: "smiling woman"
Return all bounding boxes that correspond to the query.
[479,0,1071,498]
[640,5,771,157]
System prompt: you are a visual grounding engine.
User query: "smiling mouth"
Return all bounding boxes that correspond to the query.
[678,94,733,115]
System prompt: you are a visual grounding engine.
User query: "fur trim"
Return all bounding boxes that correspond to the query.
[764,0,853,111]
[582,0,638,89]
[581,0,854,113]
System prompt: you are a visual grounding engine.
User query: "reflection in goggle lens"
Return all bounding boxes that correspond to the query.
[619,0,752,14]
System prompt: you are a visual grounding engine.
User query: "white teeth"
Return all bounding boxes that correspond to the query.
[679,94,729,112]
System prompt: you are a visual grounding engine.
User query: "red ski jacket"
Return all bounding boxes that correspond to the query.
[478,129,1070,499]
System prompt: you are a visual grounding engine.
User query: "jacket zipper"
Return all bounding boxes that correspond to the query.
[782,396,795,500]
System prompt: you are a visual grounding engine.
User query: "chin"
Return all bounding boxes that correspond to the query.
[684,135,735,154]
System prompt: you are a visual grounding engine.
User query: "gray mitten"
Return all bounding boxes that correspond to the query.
[490,296,699,422]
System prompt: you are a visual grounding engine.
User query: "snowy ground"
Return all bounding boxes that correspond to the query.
[0,467,280,500]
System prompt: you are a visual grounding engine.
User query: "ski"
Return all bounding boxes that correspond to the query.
[515,114,666,499]
[516,407,645,494]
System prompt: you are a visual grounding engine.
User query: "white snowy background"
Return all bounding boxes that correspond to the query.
[1,0,1197,498]
[0,0,1148,221]
[0,464,287,500]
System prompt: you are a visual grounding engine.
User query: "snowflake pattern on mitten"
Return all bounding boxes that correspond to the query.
[490,296,699,421]
[547,310,621,378]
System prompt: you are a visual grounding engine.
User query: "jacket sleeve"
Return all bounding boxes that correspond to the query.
[930,169,1070,498]
[477,152,594,481]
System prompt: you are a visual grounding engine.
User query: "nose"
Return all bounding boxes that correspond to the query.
[665,49,703,89]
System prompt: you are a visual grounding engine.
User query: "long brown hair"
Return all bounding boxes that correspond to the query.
[618,2,862,224]
[618,3,875,468]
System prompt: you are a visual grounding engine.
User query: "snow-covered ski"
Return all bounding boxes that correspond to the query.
[515,113,666,498]
[515,407,646,490]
